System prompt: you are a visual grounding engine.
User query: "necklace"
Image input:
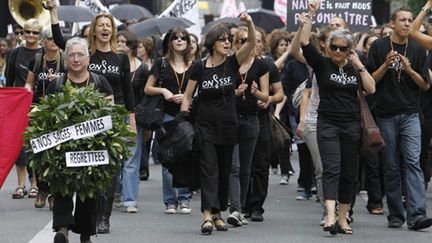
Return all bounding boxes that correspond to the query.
[239,71,248,100]
[389,37,408,83]
[67,73,90,87]
[174,69,185,94]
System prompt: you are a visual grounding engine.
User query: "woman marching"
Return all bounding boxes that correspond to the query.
[47,0,135,235]
[144,27,194,214]
[180,13,256,234]
[298,2,375,235]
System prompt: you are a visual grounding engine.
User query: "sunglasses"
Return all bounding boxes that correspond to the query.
[238,38,248,45]
[24,30,40,35]
[216,36,232,43]
[171,35,187,41]
[46,37,53,41]
[329,44,350,52]
[14,31,23,35]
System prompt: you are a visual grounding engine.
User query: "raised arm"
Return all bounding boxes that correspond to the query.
[47,0,66,50]
[410,0,432,50]
[236,13,256,65]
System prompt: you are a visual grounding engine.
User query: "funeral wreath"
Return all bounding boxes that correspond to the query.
[25,83,133,201]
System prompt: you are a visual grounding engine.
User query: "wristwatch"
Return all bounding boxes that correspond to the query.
[358,66,366,72]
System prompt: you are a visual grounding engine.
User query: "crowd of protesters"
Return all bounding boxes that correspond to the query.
[2,0,432,242]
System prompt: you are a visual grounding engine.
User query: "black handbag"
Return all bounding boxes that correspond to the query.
[270,113,291,154]
[135,58,167,130]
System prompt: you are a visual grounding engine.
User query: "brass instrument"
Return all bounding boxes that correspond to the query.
[9,0,51,27]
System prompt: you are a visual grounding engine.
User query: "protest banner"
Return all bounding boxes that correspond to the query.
[159,0,201,40]
[0,88,33,188]
[65,150,109,167]
[286,0,372,32]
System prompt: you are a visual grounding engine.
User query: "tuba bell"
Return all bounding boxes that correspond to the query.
[9,0,51,27]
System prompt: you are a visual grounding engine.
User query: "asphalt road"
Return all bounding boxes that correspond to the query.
[1,154,432,243]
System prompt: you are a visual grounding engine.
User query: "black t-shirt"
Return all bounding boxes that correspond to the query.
[236,58,269,115]
[281,59,309,97]
[366,36,428,117]
[46,71,113,96]
[302,43,360,122]
[28,54,66,103]
[191,55,240,145]
[151,58,194,117]
[5,46,42,87]
[132,63,149,106]
[89,50,134,111]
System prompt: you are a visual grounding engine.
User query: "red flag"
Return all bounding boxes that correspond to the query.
[0,88,33,188]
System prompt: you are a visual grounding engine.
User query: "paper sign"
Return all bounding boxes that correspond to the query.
[65,150,109,167]
[30,115,112,153]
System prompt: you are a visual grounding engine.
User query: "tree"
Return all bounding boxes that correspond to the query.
[408,0,423,15]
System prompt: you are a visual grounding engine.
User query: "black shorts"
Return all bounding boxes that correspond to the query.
[15,149,28,166]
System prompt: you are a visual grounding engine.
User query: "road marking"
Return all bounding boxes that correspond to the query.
[28,220,54,243]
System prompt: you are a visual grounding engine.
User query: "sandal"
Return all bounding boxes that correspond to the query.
[338,226,353,235]
[12,186,28,199]
[212,215,228,231]
[34,191,48,208]
[201,219,213,235]
[28,187,38,198]
[369,207,384,215]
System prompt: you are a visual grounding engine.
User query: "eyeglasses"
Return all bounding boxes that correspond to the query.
[14,31,23,35]
[46,37,53,41]
[238,38,248,44]
[24,30,40,35]
[329,44,350,52]
[171,35,187,41]
[67,52,87,60]
[216,36,232,43]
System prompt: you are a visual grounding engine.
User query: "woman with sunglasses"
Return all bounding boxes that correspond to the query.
[299,2,375,235]
[144,27,194,215]
[47,0,135,236]
[227,26,269,227]
[180,12,256,235]
[5,18,42,201]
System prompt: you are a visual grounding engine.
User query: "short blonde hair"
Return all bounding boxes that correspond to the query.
[23,18,42,33]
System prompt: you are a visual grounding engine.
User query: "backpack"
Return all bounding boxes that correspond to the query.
[55,72,101,91]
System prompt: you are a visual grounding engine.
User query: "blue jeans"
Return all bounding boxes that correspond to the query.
[122,126,144,207]
[161,114,191,206]
[376,113,427,227]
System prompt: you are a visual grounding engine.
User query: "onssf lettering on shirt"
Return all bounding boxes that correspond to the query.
[30,115,113,153]
[388,56,404,72]
[88,60,120,74]
[65,150,109,167]
[202,74,232,89]
[329,68,358,85]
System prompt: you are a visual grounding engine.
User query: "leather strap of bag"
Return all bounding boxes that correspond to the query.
[357,78,378,128]
[157,57,167,88]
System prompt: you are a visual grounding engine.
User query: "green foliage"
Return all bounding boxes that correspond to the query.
[24,82,133,201]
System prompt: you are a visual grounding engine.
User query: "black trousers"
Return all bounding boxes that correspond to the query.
[297,143,314,193]
[199,141,234,213]
[52,193,97,235]
[420,116,432,183]
[317,118,361,203]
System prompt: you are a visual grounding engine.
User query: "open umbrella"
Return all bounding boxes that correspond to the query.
[110,4,154,20]
[57,6,96,22]
[246,8,285,33]
[129,17,194,38]
[202,17,242,33]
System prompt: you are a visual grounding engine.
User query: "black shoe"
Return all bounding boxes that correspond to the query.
[323,222,338,235]
[201,219,213,235]
[409,217,432,231]
[212,215,228,231]
[80,234,92,243]
[53,228,69,243]
[251,210,264,222]
[388,219,404,228]
[97,216,110,234]
[140,170,149,181]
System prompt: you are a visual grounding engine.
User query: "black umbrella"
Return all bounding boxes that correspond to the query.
[57,6,96,22]
[110,4,154,20]
[129,17,194,38]
[202,17,242,33]
[246,8,285,33]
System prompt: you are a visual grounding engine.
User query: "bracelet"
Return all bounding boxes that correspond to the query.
[358,66,366,73]
[422,6,430,13]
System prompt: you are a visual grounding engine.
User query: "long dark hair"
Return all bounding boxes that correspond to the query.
[162,27,191,64]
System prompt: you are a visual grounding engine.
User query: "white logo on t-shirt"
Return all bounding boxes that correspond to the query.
[202,74,233,89]
[329,68,358,85]
[389,56,404,72]
[89,60,119,74]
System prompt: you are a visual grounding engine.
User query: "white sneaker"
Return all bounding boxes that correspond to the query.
[279,174,289,185]
[126,205,137,213]
[178,202,191,214]
[165,204,177,214]
[227,211,243,227]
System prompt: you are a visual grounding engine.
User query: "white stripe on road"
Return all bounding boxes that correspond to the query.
[28,220,55,243]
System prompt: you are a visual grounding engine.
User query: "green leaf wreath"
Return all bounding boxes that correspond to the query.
[24,82,133,201]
